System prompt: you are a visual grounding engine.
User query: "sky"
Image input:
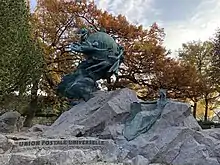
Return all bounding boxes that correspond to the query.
[30,0,220,54]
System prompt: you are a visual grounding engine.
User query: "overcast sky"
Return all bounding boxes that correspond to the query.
[30,0,220,54]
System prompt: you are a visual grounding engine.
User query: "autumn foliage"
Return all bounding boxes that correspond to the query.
[2,0,220,124]
[32,0,218,102]
[32,0,168,98]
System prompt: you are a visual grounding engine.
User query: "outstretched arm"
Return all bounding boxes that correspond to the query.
[69,41,108,54]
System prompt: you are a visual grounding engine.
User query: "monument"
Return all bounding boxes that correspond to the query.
[56,29,170,141]
[57,28,124,101]
[1,29,220,165]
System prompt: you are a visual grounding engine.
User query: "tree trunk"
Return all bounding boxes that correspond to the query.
[204,94,209,121]
[106,77,112,91]
[193,101,197,118]
[23,80,39,127]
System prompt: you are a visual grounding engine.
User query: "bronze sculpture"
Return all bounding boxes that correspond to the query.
[123,89,168,141]
[57,28,124,101]
[57,28,168,140]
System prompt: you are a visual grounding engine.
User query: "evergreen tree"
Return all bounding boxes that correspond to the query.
[0,0,43,97]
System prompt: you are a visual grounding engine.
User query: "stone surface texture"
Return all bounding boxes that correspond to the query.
[0,111,23,133]
[0,88,220,165]
[43,88,138,138]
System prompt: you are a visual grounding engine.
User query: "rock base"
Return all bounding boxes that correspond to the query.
[0,88,219,165]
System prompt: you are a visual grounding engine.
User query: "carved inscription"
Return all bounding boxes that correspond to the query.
[14,139,105,147]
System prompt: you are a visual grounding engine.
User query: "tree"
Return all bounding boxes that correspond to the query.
[211,28,220,89]
[29,0,213,124]
[177,41,218,120]
[32,0,168,100]
[148,55,204,117]
[0,0,43,97]
[0,0,44,126]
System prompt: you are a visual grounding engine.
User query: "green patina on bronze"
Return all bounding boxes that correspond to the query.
[123,89,168,141]
[57,28,124,101]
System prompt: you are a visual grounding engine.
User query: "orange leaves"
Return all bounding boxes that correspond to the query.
[152,58,202,100]
[33,0,171,98]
